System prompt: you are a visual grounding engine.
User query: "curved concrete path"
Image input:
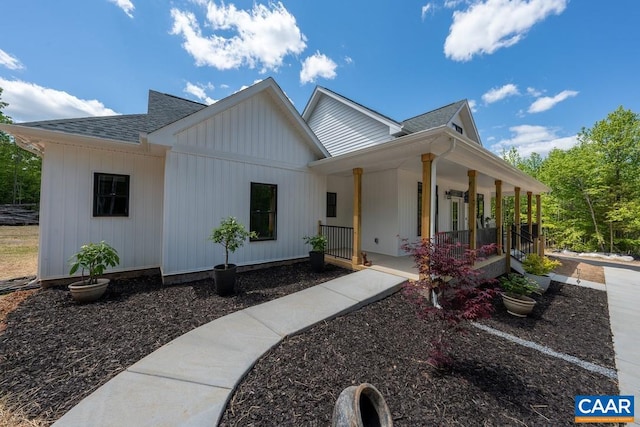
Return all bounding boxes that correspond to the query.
[52,269,406,427]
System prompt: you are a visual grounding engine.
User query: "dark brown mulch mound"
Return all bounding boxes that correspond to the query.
[0,263,350,424]
[220,283,617,427]
[483,282,615,369]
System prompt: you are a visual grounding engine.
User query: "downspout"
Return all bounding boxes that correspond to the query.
[429,137,456,238]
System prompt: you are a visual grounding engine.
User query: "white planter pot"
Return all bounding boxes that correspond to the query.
[524,272,551,292]
[68,278,110,303]
[501,292,536,317]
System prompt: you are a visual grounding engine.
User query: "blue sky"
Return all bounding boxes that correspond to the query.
[1,0,638,157]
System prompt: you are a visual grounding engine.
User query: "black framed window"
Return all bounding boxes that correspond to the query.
[250,182,277,241]
[327,192,337,218]
[93,173,129,217]
[452,123,463,134]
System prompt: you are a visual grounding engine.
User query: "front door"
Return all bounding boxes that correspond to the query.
[451,199,461,231]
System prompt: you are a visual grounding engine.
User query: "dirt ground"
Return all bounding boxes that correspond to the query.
[548,255,606,284]
[0,226,38,281]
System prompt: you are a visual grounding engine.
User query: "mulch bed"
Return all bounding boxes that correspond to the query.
[0,263,350,425]
[220,282,618,426]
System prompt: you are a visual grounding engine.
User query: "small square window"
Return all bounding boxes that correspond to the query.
[250,182,277,241]
[327,192,337,218]
[452,123,463,134]
[93,173,129,217]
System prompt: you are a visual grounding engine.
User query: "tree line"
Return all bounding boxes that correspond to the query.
[504,106,640,256]
[0,88,41,205]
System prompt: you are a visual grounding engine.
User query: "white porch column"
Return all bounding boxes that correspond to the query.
[352,168,363,266]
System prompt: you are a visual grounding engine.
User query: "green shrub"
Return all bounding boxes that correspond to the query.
[522,253,561,275]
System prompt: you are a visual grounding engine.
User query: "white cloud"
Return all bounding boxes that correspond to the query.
[300,52,337,84]
[482,83,519,104]
[490,124,577,157]
[184,81,217,104]
[421,3,434,20]
[0,49,24,70]
[444,0,465,8]
[444,0,568,61]
[344,56,353,65]
[0,78,118,122]
[108,0,135,18]
[170,1,306,73]
[526,87,542,97]
[528,89,578,113]
[468,99,477,112]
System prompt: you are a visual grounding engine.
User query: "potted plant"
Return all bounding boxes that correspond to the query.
[522,253,561,292]
[68,241,120,303]
[499,273,541,317]
[303,234,327,272]
[209,217,257,296]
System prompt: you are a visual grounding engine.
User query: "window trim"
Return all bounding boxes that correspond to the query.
[93,172,130,217]
[250,182,277,241]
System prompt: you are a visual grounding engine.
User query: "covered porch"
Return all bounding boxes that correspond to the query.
[310,126,550,271]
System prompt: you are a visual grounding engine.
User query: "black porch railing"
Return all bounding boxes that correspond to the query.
[434,230,471,259]
[320,225,353,260]
[510,225,536,261]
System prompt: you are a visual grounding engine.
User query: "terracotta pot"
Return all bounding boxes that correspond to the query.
[68,278,110,303]
[213,264,237,296]
[501,292,536,317]
[332,383,393,427]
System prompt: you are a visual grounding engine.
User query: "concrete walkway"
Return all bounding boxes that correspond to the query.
[603,267,640,426]
[52,269,406,427]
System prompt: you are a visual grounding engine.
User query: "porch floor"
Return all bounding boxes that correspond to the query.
[361,252,507,281]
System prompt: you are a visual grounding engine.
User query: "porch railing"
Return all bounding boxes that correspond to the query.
[510,225,536,261]
[434,230,471,259]
[320,225,353,261]
[476,227,498,254]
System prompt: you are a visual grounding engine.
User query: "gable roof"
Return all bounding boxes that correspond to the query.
[401,100,467,134]
[148,77,331,158]
[13,91,206,143]
[302,86,403,135]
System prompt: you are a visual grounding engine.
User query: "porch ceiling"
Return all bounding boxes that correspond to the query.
[309,127,549,195]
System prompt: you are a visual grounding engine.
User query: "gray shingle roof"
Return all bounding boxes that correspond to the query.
[19,90,206,143]
[402,100,466,134]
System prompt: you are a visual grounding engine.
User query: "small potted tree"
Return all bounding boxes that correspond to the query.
[303,234,327,272]
[209,217,257,296]
[499,273,541,317]
[522,253,561,292]
[68,241,120,303]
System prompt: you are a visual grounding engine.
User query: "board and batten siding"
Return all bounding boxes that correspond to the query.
[361,169,400,257]
[161,91,326,278]
[326,175,353,228]
[307,95,393,156]
[38,142,164,280]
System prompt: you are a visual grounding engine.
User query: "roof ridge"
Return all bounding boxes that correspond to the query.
[16,113,145,126]
[148,90,206,108]
[317,86,401,125]
[402,99,466,123]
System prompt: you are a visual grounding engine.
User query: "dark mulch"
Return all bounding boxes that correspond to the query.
[483,282,616,369]
[220,282,618,427]
[0,262,350,424]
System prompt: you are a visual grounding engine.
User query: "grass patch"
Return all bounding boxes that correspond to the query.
[0,226,38,280]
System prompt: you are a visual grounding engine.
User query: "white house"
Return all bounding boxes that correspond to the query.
[0,77,548,284]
